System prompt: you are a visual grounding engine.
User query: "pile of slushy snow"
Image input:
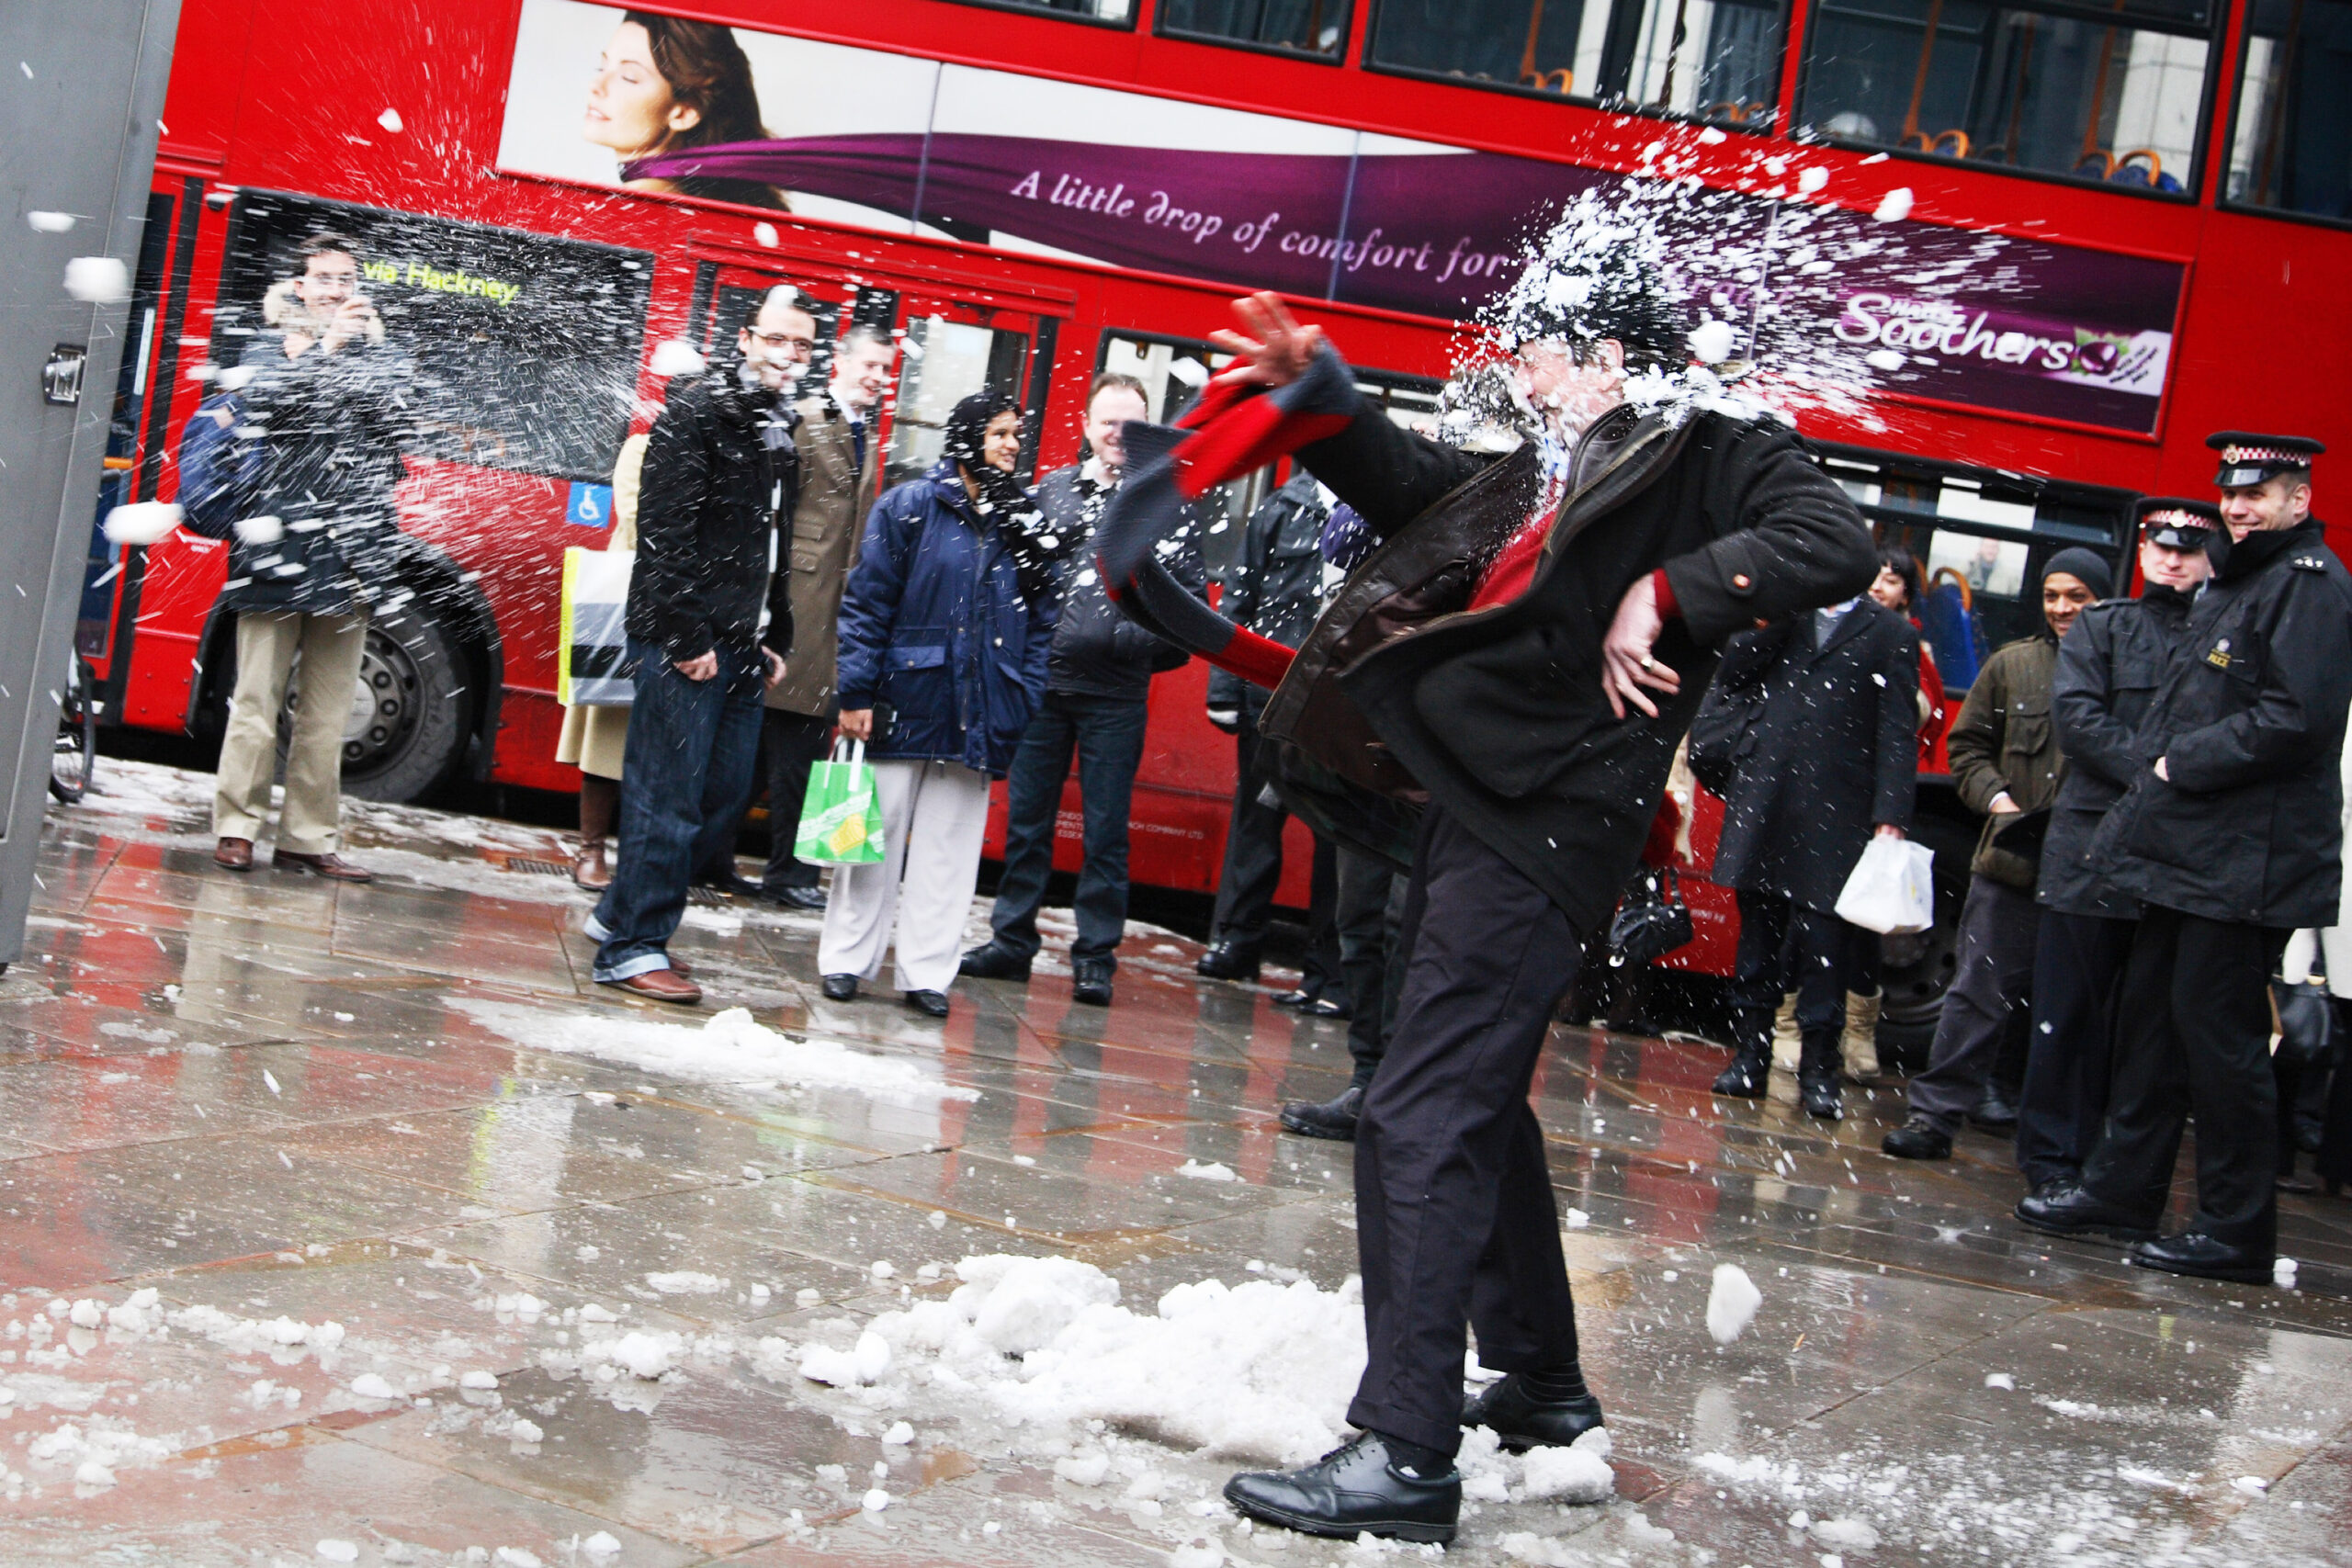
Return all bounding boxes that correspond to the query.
[786,1252,1616,1510]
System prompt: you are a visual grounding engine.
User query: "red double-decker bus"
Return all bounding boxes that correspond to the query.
[77,0,2349,1036]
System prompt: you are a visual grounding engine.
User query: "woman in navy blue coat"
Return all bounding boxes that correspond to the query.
[817,393,1058,1014]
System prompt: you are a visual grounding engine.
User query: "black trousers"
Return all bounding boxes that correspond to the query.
[1907,878,2041,1131]
[1211,710,1340,989]
[1729,889,1848,1048]
[2082,908,2286,1251]
[1334,845,1401,1087]
[1350,807,1582,1458]
[2014,909,2135,1189]
[759,708,837,892]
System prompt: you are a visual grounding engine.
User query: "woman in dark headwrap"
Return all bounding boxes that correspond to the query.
[818,390,1062,1017]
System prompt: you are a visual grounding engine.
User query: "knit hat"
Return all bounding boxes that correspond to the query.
[2037,546,2113,602]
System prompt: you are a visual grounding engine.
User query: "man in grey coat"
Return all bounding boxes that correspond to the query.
[210,231,413,882]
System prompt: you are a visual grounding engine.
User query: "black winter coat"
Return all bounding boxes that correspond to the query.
[220,332,415,617]
[1704,599,1919,913]
[1036,463,1205,700]
[2096,520,2352,928]
[626,370,799,663]
[1262,397,1877,939]
[2041,585,2196,919]
[1209,469,1331,716]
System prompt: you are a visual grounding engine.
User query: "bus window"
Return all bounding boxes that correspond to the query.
[1798,0,2213,191]
[212,192,653,482]
[1159,0,1353,56]
[884,313,1031,490]
[1364,0,1785,125]
[946,0,1135,20]
[2227,0,2352,220]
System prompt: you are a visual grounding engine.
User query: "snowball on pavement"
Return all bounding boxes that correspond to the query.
[1170,1540,1225,1568]
[1705,1264,1762,1345]
[1055,1450,1111,1486]
[862,1486,890,1511]
[349,1373,400,1400]
[961,1255,1122,1356]
[1984,1372,2015,1391]
[460,1370,500,1391]
[2275,1257,2299,1288]
[1519,1427,1614,1504]
[800,1329,892,1386]
[315,1543,360,1563]
[598,1331,684,1380]
[881,1420,914,1445]
[1814,1517,1881,1550]
[582,1532,623,1558]
[1176,1159,1238,1182]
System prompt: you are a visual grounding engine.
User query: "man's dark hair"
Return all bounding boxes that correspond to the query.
[1876,545,1922,611]
[840,321,893,355]
[298,231,357,266]
[1089,371,1150,410]
[1498,254,1684,373]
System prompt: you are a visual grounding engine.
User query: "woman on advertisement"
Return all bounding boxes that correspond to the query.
[582,10,786,210]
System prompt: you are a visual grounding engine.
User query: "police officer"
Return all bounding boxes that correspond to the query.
[2021,434,2348,1284]
[2012,500,2213,1202]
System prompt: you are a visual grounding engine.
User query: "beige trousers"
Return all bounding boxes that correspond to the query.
[212,609,368,854]
[818,759,991,994]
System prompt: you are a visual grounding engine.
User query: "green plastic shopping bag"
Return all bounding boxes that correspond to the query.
[794,739,887,865]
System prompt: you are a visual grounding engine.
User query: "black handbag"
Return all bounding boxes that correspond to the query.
[2275,979,2340,1070]
[1607,866,1694,965]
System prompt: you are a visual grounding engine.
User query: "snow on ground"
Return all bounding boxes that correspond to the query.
[451,998,976,1105]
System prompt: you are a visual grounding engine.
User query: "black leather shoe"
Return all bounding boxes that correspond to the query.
[1279,1086,1363,1141]
[1881,1115,1953,1160]
[1971,1085,2021,1131]
[2013,1181,2159,1242]
[1298,994,1350,1018]
[1461,1373,1606,1452]
[1272,987,1319,1010]
[1712,1047,1770,1098]
[903,988,951,1018]
[820,974,858,1002]
[1070,957,1114,1008]
[695,871,763,897]
[959,942,1033,982]
[1223,1431,1458,1544]
[2128,1231,2273,1283]
[759,885,829,911]
[1195,939,1262,982]
[1800,1072,1843,1121]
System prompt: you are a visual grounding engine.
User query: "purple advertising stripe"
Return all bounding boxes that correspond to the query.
[632,132,2184,435]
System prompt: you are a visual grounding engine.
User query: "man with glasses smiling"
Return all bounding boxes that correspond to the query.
[586,286,811,1002]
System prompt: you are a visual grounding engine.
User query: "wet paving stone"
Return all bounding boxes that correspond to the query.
[4,761,2347,1565]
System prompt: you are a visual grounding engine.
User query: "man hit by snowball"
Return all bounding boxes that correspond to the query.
[1121,209,1875,1544]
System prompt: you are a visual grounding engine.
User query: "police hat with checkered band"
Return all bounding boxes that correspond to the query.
[2207,432,2324,489]
[2133,495,2221,549]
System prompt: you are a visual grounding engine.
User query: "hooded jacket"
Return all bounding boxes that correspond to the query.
[1260,396,1877,939]
[626,367,799,664]
[1704,597,1920,912]
[1037,461,1204,701]
[1946,548,2114,889]
[218,330,415,617]
[2095,519,2352,927]
[835,459,1057,776]
[2040,583,2197,918]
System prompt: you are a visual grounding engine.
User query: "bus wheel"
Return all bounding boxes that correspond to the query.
[337,601,473,803]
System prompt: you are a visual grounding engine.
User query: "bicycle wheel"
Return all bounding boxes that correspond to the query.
[49,659,96,805]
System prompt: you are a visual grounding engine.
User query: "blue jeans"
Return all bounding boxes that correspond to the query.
[988,690,1149,966]
[592,640,765,982]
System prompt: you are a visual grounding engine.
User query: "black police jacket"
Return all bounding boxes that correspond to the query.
[1261,398,1877,940]
[2040,585,2195,919]
[1036,464,1204,701]
[1705,599,1919,914]
[2095,520,2352,928]
[626,369,798,663]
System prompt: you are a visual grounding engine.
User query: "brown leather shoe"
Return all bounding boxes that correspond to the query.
[272,851,374,883]
[601,966,702,1005]
[214,837,254,871]
[571,845,612,891]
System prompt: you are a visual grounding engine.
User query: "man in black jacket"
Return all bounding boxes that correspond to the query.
[1204,283,1874,1544]
[2024,434,2349,1284]
[2012,501,2212,1200]
[1700,594,1918,1119]
[961,373,1204,1006]
[586,288,808,1003]
[1198,468,1345,992]
[210,232,413,882]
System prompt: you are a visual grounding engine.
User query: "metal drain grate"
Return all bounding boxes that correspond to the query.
[504,857,571,877]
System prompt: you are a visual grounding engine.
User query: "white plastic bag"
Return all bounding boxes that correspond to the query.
[1834,836,1935,934]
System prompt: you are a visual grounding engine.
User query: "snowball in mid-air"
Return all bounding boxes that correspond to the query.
[65,256,130,303]
[28,210,74,232]
[753,221,779,247]
[1687,319,1737,365]
[2275,1257,2299,1288]
[649,339,706,378]
[1705,1264,1762,1345]
[377,107,403,133]
[1872,187,1915,223]
[1865,348,1905,373]
[1984,1372,2015,1391]
[233,514,285,546]
[102,502,182,546]
[1798,166,1830,195]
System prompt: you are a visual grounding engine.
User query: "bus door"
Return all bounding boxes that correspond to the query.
[880,294,1057,490]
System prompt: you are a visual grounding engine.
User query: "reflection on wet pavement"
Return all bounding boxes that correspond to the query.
[2,760,2347,1565]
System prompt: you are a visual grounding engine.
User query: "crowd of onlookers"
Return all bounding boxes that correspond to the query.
[186,235,2349,1280]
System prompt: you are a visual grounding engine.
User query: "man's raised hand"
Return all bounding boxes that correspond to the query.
[1207,292,1326,391]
